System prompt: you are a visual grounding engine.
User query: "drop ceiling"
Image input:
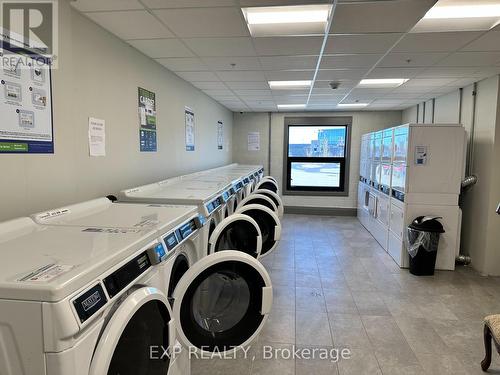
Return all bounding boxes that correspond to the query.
[72,0,500,112]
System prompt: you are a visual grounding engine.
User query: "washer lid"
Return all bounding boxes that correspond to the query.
[252,189,284,218]
[238,193,278,216]
[173,251,272,355]
[89,287,175,375]
[209,214,262,258]
[235,204,281,258]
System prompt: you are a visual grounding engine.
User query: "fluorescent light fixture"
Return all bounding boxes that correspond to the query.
[412,1,500,32]
[242,5,331,37]
[358,79,409,88]
[424,4,500,19]
[277,104,307,110]
[337,103,369,108]
[269,80,312,89]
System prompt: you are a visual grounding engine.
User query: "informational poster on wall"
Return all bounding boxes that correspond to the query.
[185,106,195,151]
[88,117,106,157]
[0,44,53,153]
[138,87,157,152]
[217,121,223,150]
[248,131,260,151]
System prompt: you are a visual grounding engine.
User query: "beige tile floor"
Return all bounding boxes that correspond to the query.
[192,214,500,375]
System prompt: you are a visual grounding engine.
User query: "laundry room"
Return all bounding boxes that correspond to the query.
[0,0,500,374]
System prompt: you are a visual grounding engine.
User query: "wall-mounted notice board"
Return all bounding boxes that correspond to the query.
[0,39,54,153]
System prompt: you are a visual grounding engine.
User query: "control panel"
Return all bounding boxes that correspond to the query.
[233,181,243,192]
[205,196,223,214]
[242,177,250,185]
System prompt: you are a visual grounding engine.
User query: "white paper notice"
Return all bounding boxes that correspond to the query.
[248,132,260,151]
[185,107,195,151]
[88,117,106,156]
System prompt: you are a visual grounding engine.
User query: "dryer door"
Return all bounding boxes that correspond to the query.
[235,204,281,258]
[255,179,279,193]
[208,213,262,258]
[237,194,278,215]
[173,251,272,355]
[252,189,284,218]
[89,287,175,375]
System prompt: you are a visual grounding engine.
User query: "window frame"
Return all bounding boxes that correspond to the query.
[282,116,352,197]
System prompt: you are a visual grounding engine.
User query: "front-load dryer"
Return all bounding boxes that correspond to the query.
[252,189,284,218]
[1,219,273,375]
[234,204,282,258]
[255,178,279,194]
[237,193,279,216]
[117,179,229,260]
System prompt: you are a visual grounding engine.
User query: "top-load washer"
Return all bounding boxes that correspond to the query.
[1,205,273,374]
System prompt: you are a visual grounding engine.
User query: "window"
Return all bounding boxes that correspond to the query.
[283,117,351,196]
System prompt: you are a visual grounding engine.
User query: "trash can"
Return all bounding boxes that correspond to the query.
[406,216,445,276]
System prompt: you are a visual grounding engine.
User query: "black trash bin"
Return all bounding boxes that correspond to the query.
[406,216,445,276]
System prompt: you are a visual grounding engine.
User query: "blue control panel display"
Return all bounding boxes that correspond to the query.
[164,232,179,251]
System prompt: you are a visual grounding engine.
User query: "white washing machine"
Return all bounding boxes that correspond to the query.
[117,178,261,260]
[234,204,282,258]
[255,178,279,194]
[252,189,284,218]
[0,216,273,374]
[238,193,279,216]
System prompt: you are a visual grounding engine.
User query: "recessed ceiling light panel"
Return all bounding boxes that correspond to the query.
[358,79,409,88]
[412,0,500,32]
[242,5,332,37]
[337,103,369,108]
[277,104,307,110]
[269,80,312,89]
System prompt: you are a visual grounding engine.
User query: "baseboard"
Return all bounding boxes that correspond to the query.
[284,206,357,216]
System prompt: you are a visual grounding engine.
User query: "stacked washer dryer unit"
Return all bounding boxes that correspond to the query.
[0,199,274,375]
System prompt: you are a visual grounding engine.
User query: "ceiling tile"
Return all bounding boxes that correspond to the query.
[264,70,314,81]
[240,0,331,5]
[217,71,267,82]
[86,10,173,40]
[202,57,262,71]
[436,52,500,67]
[320,54,382,69]
[176,71,220,81]
[330,0,436,33]
[156,57,208,71]
[234,90,273,97]
[274,97,308,105]
[142,0,235,8]
[367,67,424,79]
[253,36,323,56]
[392,32,483,53]
[259,56,318,70]
[416,67,483,78]
[271,89,310,96]
[128,39,194,58]
[191,81,228,90]
[226,81,270,90]
[202,89,235,96]
[72,0,143,12]
[153,7,248,38]
[325,33,403,54]
[402,78,458,87]
[316,69,367,81]
[378,52,448,68]
[462,31,500,52]
[313,81,356,90]
[183,37,256,57]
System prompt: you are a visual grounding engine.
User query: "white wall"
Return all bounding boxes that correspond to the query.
[402,75,500,276]
[0,1,233,222]
[233,111,402,209]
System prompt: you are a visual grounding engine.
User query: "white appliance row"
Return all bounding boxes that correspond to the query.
[357,123,466,271]
[0,163,283,375]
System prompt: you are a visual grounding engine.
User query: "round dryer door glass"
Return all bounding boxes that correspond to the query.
[168,254,190,304]
[239,194,278,215]
[209,214,262,258]
[90,288,173,375]
[256,180,278,193]
[173,251,272,354]
[235,204,281,257]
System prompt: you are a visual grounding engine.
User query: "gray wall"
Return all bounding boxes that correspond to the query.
[0,0,233,222]
[402,75,500,276]
[233,111,403,210]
